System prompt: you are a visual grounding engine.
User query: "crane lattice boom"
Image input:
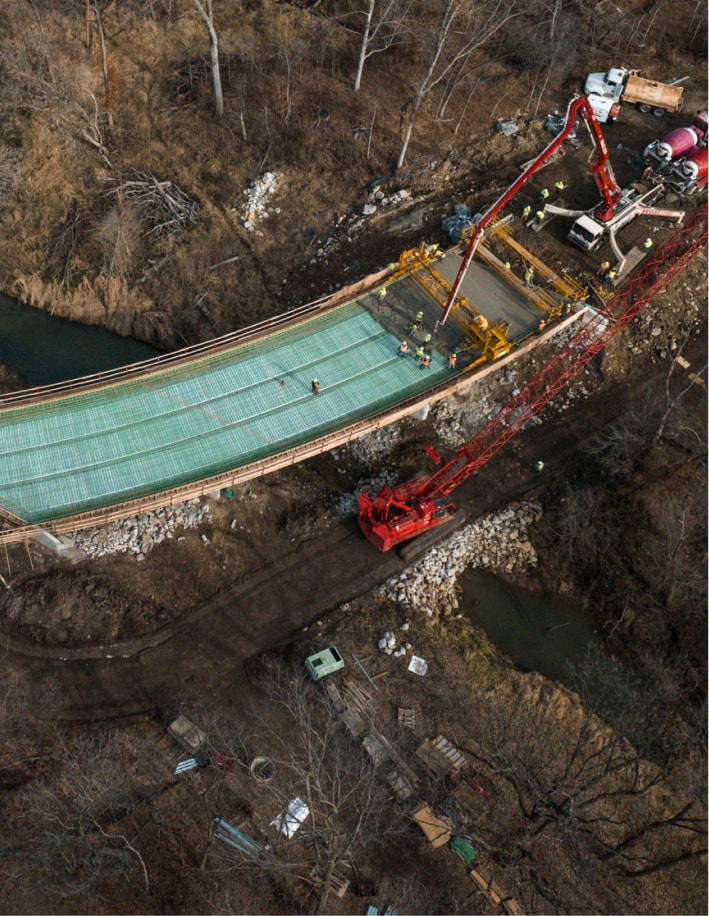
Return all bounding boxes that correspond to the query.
[358,205,707,551]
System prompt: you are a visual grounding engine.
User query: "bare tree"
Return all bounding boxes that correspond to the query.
[199,673,408,914]
[353,0,412,92]
[194,0,224,118]
[6,727,154,905]
[654,334,708,443]
[460,684,706,911]
[396,0,518,169]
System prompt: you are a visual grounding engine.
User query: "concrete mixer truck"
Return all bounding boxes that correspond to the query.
[665,146,709,194]
[643,112,709,175]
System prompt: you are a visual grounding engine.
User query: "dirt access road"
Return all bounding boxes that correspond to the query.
[8,330,706,722]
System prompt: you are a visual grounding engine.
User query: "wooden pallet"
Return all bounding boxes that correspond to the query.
[432,734,466,771]
[397,707,416,728]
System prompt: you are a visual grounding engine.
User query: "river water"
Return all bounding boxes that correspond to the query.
[458,568,600,688]
[0,293,160,387]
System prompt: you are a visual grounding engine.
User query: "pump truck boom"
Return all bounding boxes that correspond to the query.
[440,95,621,327]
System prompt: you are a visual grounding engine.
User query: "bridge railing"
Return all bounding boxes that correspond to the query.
[0,294,333,408]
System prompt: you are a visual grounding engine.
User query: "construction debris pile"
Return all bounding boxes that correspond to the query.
[378,501,541,619]
[71,499,212,560]
[238,171,280,230]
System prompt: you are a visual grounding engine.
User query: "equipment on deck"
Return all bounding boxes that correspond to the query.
[357,207,707,551]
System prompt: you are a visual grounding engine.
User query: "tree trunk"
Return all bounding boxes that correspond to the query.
[93,1,109,101]
[354,0,375,91]
[194,0,224,119]
[397,117,413,170]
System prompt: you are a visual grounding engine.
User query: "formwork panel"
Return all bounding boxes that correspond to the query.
[0,302,450,523]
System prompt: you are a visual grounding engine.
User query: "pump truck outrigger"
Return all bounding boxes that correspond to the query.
[358,95,619,551]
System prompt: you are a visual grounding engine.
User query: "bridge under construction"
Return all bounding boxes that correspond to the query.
[1,102,705,548]
[0,240,568,544]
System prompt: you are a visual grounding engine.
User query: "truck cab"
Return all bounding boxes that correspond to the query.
[584,68,627,102]
[568,184,665,252]
[568,214,605,251]
[586,94,622,124]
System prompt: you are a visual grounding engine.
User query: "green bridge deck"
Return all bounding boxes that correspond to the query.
[0,301,451,524]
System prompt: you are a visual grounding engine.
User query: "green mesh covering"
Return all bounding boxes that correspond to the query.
[0,301,451,523]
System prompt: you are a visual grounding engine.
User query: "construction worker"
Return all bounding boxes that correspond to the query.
[599,260,611,277]
[415,310,424,328]
[311,379,320,395]
[535,460,545,473]
[503,261,511,270]
[535,209,546,224]
[524,266,534,287]
[564,298,573,317]
[604,267,617,286]
[643,237,653,250]
[540,188,550,200]
[554,180,565,193]
[414,345,425,360]
[536,319,546,335]
[448,352,457,370]
[420,353,431,369]
[377,287,387,301]
[522,204,532,220]
[398,340,408,357]
[423,332,432,345]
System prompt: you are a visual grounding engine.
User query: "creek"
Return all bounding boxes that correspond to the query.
[458,568,600,689]
[0,293,160,387]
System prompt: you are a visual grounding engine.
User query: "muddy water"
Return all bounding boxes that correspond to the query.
[0,293,160,387]
[458,568,600,688]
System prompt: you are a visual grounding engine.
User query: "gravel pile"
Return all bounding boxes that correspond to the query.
[238,171,280,230]
[333,469,400,519]
[333,427,401,467]
[378,500,542,620]
[72,499,212,560]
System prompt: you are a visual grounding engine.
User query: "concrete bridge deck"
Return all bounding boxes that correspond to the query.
[0,249,545,538]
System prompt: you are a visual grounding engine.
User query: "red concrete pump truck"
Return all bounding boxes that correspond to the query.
[357,96,707,552]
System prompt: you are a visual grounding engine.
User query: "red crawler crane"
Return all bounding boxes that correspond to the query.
[357,206,707,551]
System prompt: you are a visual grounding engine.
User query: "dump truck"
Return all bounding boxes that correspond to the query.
[585,68,684,122]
